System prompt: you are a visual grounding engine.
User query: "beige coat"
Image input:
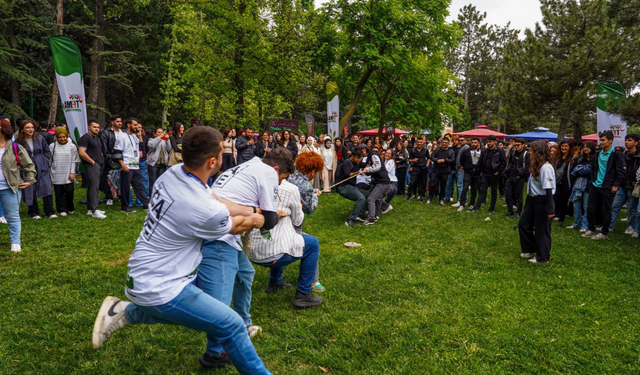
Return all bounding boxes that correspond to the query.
[2,141,37,193]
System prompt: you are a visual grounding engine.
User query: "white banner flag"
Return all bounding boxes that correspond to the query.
[327,82,339,139]
[596,82,627,148]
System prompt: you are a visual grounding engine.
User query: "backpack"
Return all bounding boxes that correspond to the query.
[12,142,20,167]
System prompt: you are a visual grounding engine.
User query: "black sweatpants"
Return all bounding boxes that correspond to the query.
[26,192,55,217]
[587,186,616,235]
[120,168,150,210]
[505,176,526,214]
[461,171,481,207]
[54,183,75,213]
[518,195,552,262]
[100,164,115,200]
[554,182,571,223]
[476,174,499,211]
[407,168,427,198]
[429,172,448,200]
[396,167,407,195]
[84,163,103,212]
[148,164,167,196]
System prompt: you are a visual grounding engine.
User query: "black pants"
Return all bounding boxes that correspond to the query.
[429,172,448,200]
[84,163,103,212]
[499,173,506,197]
[476,174,499,211]
[518,195,552,262]
[120,168,149,210]
[100,164,114,200]
[505,176,526,214]
[54,184,75,213]
[587,186,616,235]
[396,167,407,195]
[148,163,167,196]
[461,171,481,207]
[407,168,428,198]
[26,192,55,217]
[554,182,571,223]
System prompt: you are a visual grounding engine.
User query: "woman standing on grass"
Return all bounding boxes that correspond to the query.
[553,140,573,227]
[568,141,596,232]
[49,128,80,216]
[0,118,36,252]
[221,128,236,172]
[518,140,556,263]
[17,119,56,219]
[320,138,337,193]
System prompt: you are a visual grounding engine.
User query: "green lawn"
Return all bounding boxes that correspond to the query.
[1,190,639,374]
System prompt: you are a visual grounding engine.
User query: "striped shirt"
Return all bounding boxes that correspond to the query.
[49,142,80,185]
[246,180,305,263]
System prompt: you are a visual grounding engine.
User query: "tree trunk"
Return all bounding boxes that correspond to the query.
[234,0,246,127]
[556,106,572,142]
[339,67,375,129]
[161,24,176,127]
[88,0,104,122]
[47,0,64,125]
[7,22,21,111]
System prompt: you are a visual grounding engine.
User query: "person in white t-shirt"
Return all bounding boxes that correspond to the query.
[197,147,295,367]
[113,118,149,212]
[518,141,556,263]
[92,127,271,375]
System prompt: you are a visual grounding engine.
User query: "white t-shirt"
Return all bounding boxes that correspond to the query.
[114,132,140,170]
[527,162,556,196]
[125,166,232,306]
[212,157,279,251]
[385,159,397,182]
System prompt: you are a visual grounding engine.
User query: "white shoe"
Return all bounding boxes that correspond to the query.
[92,296,131,349]
[553,217,559,221]
[457,206,464,212]
[566,225,577,229]
[59,212,67,217]
[381,205,393,214]
[624,227,635,235]
[579,228,587,233]
[632,232,639,238]
[69,211,75,214]
[592,233,608,240]
[0,216,6,224]
[48,214,58,219]
[528,258,541,263]
[106,199,113,206]
[582,230,595,238]
[426,199,432,204]
[596,226,603,232]
[621,217,628,222]
[452,202,461,208]
[92,211,107,219]
[10,244,21,253]
[32,215,41,220]
[88,210,105,215]
[247,325,262,339]
[520,252,536,259]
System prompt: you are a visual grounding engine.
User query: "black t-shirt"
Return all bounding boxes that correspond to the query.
[78,133,104,166]
[338,159,360,188]
[140,135,149,161]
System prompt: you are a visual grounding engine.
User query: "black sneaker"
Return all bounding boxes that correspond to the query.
[264,280,292,294]
[292,291,323,308]
[199,352,231,369]
[345,219,355,228]
[504,212,514,217]
[468,207,479,213]
[121,207,136,213]
[354,215,367,223]
[363,218,375,226]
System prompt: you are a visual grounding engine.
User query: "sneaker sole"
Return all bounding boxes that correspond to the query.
[292,300,323,308]
[199,355,230,369]
[92,296,120,349]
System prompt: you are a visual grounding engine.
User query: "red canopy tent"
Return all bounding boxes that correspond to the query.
[453,125,506,139]
[356,128,409,136]
[581,133,598,142]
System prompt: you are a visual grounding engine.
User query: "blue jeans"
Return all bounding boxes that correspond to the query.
[198,240,255,357]
[445,170,457,201]
[124,283,271,375]
[0,188,20,244]
[456,170,465,201]
[131,160,150,206]
[0,197,4,217]
[255,234,319,295]
[572,191,589,229]
[611,188,638,230]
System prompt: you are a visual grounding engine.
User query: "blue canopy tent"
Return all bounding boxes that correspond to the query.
[506,127,564,141]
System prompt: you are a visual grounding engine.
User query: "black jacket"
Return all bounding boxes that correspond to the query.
[479,146,506,175]
[430,147,455,175]
[38,130,54,146]
[409,146,429,170]
[235,135,256,164]
[590,148,626,189]
[365,151,390,185]
[98,127,118,166]
[459,147,482,174]
[505,149,530,179]
[622,149,640,190]
[278,140,298,159]
[255,140,274,158]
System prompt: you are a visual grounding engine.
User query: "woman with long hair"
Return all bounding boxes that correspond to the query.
[301,136,321,190]
[168,121,185,166]
[568,141,596,231]
[518,140,556,263]
[554,140,574,226]
[320,138,337,193]
[17,119,55,219]
[274,132,282,145]
[297,134,306,155]
[394,142,409,195]
[333,138,346,166]
[279,130,298,158]
[221,128,236,172]
[0,118,36,252]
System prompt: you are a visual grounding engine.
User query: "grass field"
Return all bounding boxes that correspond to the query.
[1,189,639,374]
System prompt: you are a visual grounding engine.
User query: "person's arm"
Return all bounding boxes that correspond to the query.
[290,189,305,227]
[235,136,248,152]
[218,198,261,217]
[17,145,37,187]
[498,149,507,172]
[228,213,265,235]
[78,147,94,165]
[546,188,555,218]
[147,137,160,152]
[612,151,626,192]
[445,149,455,166]
[364,154,382,174]
[113,136,128,172]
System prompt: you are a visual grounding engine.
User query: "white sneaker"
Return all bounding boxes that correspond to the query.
[457,206,464,212]
[566,225,577,229]
[10,244,21,253]
[0,216,6,224]
[624,227,635,235]
[591,233,608,240]
[32,215,41,220]
[452,202,461,208]
[528,258,541,263]
[69,211,75,214]
[520,252,536,259]
[106,199,113,206]
[553,217,559,221]
[582,230,595,238]
[59,212,67,217]
[48,214,58,219]
[579,228,587,233]
[92,296,131,349]
[247,325,262,339]
[88,210,105,215]
[596,226,603,232]
[381,205,393,214]
[426,199,432,204]
[632,232,639,238]
[92,211,107,219]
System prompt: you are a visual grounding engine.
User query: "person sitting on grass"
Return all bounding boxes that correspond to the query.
[92,127,270,374]
[246,178,323,308]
